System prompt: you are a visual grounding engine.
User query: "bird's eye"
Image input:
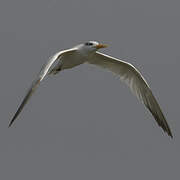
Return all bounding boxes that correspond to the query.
[85,42,93,46]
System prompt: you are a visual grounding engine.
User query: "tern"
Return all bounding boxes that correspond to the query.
[9,41,173,138]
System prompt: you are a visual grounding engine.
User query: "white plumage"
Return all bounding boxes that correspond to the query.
[9,41,172,138]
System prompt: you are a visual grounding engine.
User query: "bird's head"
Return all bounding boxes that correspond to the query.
[75,41,107,55]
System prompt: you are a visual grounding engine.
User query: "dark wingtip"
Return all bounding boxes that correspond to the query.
[160,121,173,139]
[8,117,16,128]
[168,131,173,139]
[8,123,12,128]
[163,120,173,139]
[8,79,41,128]
[9,108,22,127]
[161,121,173,138]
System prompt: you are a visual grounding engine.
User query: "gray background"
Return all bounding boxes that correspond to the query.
[0,0,179,179]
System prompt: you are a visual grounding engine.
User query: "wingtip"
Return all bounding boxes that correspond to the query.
[8,120,14,128]
[165,123,173,139]
[164,125,173,138]
[8,115,17,128]
[168,131,173,139]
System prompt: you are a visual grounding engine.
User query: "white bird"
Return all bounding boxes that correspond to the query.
[9,41,173,138]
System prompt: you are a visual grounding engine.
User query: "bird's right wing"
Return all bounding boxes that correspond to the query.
[87,52,172,138]
[9,49,76,127]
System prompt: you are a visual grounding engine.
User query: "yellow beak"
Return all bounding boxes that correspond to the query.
[95,44,108,49]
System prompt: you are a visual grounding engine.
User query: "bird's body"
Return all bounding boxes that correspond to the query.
[9,41,173,138]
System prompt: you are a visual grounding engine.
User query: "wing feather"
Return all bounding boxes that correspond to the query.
[87,52,172,138]
[9,49,75,127]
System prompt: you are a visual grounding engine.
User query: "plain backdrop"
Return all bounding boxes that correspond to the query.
[0,0,179,179]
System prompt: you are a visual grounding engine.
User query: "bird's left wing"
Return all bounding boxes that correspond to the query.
[9,49,75,127]
[86,52,172,138]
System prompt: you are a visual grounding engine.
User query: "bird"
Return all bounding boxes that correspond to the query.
[9,41,173,138]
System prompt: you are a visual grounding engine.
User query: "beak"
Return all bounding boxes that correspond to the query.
[95,44,108,49]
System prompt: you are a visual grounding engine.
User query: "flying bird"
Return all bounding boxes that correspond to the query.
[9,41,173,138]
